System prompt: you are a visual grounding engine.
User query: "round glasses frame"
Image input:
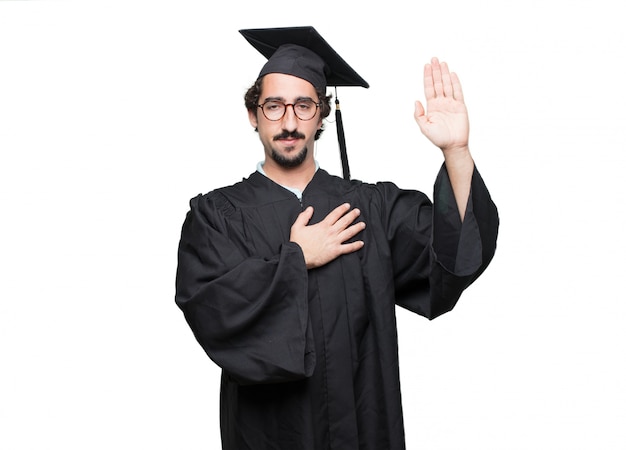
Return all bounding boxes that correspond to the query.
[257,100,321,121]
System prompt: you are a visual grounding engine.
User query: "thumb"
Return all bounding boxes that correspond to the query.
[293,206,314,228]
[413,100,426,124]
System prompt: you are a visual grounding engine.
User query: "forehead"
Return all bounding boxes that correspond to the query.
[260,73,318,100]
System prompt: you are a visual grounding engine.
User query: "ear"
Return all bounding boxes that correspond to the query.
[248,109,259,128]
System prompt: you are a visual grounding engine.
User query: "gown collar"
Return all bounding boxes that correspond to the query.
[256,161,320,201]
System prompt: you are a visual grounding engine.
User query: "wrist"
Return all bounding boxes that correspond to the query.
[442,144,470,159]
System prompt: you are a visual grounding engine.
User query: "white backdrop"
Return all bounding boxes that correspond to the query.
[1,1,625,449]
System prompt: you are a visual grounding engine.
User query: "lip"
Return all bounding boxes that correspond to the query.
[277,137,301,146]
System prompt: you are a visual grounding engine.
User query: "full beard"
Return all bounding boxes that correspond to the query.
[270,145,308,168]
[270,130,308,168]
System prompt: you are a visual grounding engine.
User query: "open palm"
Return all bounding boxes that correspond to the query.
[414,57,469,154]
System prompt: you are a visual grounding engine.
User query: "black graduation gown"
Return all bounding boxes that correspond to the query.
[175,165,498,450]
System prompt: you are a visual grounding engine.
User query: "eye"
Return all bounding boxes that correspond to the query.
[264,101,283,111]
[295,101,314,111]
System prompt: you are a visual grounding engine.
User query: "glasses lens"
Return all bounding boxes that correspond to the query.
[262,101,285,121]
[293,100,317,120]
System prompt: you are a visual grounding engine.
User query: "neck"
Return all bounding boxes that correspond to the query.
[262,158,317,192]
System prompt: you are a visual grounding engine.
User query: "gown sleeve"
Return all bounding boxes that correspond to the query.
[175,194,316,385]
[385,164,499,319]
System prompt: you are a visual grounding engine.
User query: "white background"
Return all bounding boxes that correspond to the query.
[1,1,625,449]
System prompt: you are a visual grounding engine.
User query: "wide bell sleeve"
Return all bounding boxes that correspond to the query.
[383,164,499,319]
[175,194,316,385]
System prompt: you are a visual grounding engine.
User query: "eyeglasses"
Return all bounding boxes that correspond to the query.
[257,99,320,121]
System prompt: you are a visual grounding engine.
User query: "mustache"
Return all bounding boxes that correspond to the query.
[273,130,305,141]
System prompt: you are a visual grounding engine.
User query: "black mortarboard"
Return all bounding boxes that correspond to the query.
[239,26,369,180]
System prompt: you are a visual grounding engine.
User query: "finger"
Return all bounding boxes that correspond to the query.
[334,207,361,231]
[451,72,464,102]
[338,240,365,255]
[339,221,366,242]
[441,61,453,98]
[431,57,444,97]
[423,63,435,100]
[324,203,352,225]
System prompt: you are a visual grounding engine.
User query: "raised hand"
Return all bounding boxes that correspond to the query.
[290,203,365,269]
[414,57,470,156]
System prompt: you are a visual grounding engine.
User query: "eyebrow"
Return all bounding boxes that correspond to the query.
[262,96,317,103]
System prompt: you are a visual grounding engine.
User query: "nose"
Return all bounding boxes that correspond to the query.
[281,104,299,130]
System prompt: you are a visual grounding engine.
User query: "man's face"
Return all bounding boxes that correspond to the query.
[249,73,322,169]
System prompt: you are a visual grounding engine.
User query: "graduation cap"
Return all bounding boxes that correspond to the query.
[239,26,369,180]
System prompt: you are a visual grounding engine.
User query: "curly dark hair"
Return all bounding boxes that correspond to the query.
[244,77,333,140]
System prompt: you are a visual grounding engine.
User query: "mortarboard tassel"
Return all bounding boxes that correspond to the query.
[335,93,350,180]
